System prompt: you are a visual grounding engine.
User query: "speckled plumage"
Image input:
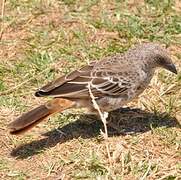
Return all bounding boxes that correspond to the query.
[8,43,177,134]
[36,43,177,112]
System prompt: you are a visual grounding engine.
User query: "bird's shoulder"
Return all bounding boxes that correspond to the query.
[92,53,143,81]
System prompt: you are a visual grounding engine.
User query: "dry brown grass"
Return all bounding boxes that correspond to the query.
[0,0,180,179]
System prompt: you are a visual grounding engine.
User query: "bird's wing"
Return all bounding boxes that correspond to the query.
[35,56,139,99]
[35,61,96,98]
[90,56,135,97]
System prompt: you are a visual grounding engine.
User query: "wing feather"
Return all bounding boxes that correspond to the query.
[35,57,135,99]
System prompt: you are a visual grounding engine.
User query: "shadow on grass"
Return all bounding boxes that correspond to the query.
[10,107,180,159]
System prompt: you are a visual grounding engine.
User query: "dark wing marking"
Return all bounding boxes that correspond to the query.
[35,62,95,98]
[90,76,130,97]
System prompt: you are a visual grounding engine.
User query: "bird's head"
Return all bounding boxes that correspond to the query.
[141,43,177,74]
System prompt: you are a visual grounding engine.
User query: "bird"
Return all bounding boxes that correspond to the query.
[8,43,177,135]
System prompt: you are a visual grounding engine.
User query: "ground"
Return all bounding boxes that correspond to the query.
[0,0,181,179]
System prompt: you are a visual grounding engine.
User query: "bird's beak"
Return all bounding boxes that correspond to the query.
[165,63,177,74]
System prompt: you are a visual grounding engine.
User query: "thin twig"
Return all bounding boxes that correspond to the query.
[140,161,152,180]
[87,83,111,163]
[1,0,5,18]
[0,0,6,40]
[87,83,109,137]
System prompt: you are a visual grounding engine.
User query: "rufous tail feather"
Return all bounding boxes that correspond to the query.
[8,98,75,135]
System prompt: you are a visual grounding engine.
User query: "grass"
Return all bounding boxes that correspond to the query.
[0,0,181,179]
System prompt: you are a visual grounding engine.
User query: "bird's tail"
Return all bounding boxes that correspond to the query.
[8,98,75,135]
